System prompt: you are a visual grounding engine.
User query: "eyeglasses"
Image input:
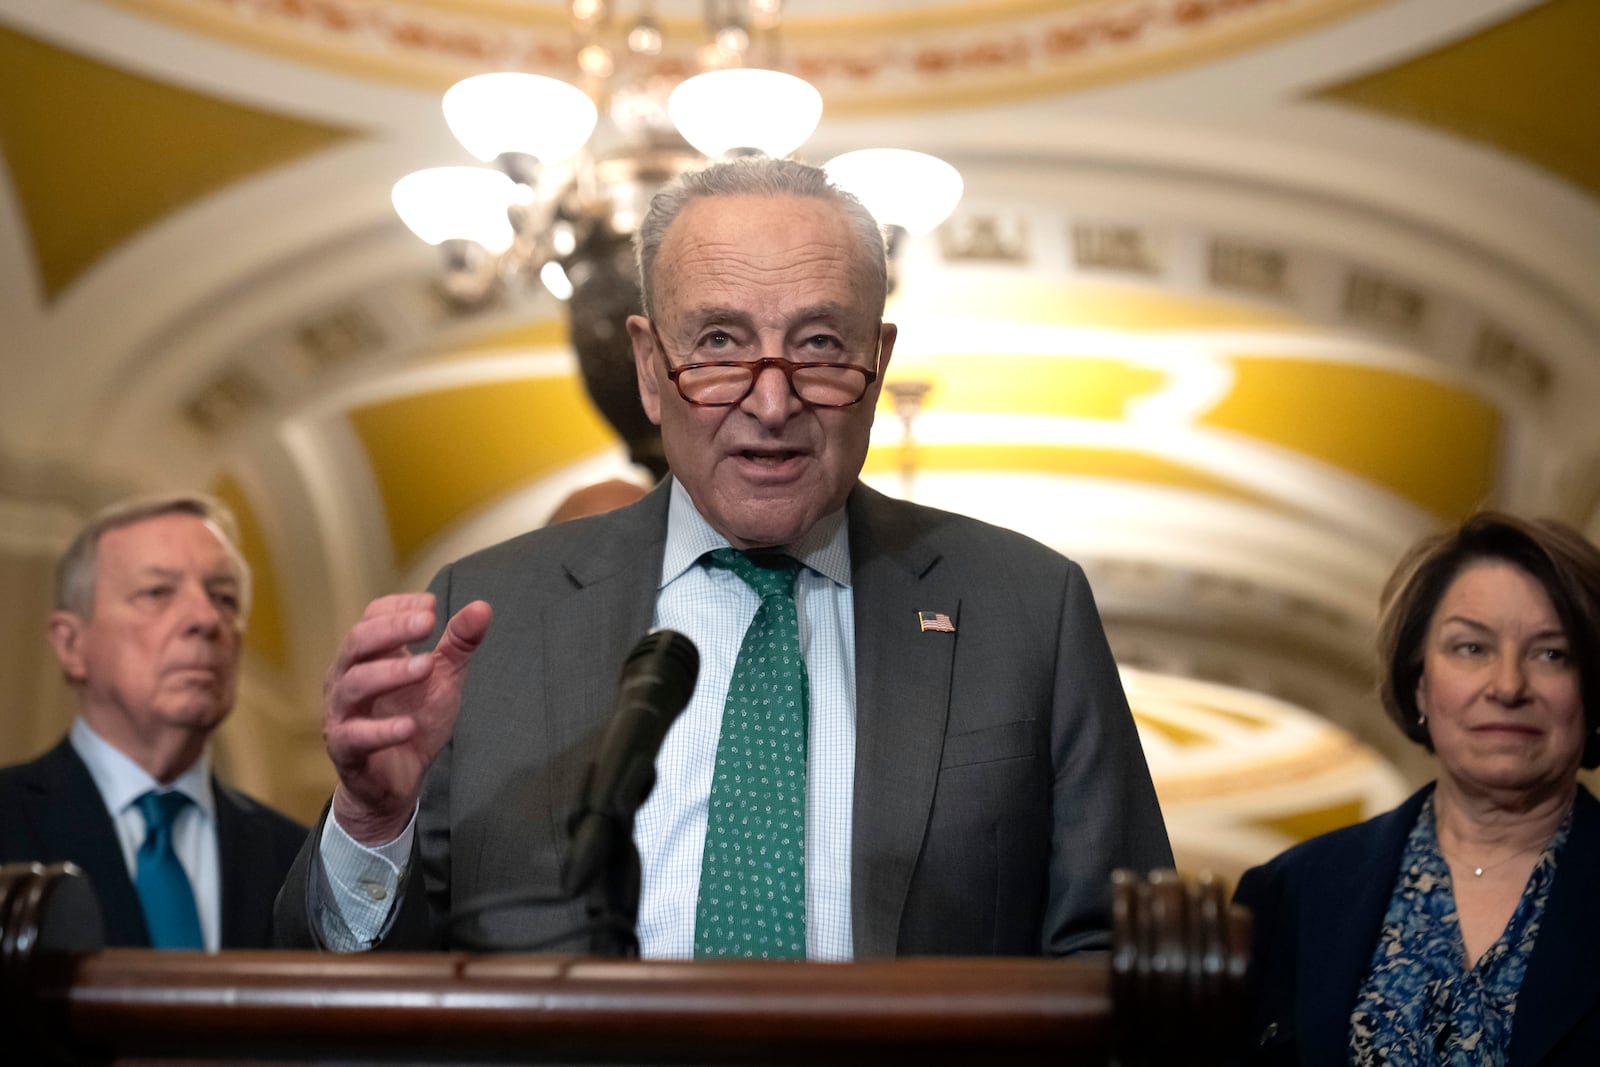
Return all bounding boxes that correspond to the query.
[652,324,880,408]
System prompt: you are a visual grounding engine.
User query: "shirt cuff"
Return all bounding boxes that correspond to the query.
[315,807,417,950]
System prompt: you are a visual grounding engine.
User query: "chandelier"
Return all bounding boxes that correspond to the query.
[389,1,963,475]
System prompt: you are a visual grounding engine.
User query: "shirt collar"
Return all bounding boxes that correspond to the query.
[661,479,852,589]
[70,717,215,819]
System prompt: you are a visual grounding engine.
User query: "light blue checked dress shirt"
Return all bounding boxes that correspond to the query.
[637,480,855,960]
[319,481,858,959]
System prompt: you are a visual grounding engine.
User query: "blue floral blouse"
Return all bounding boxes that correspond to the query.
[1347,793,1570,1066]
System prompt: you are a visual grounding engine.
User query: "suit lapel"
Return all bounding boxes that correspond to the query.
[846,486,956,959]
[1296,789,1429,1067]
[213,779,275,949]
[1509,786,1600,1067]
[530,482,957,957]
[541,484,671,870]
[21,741,150,947]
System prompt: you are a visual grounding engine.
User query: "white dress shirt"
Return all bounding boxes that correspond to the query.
[319,482,858,958]
[70,717,222,951]
[636,480,856,959]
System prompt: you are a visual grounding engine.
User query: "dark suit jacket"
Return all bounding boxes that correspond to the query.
[0,737,308,949]
[277,480,1172,956]
[1233,783,1600,1066]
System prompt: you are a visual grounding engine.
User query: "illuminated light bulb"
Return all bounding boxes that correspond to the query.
[391,168,519,253]
[668,69,821,158]
[824,149,964,235]
[443,73,598,164]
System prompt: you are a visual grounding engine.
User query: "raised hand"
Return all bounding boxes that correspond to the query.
[323,593,492,845]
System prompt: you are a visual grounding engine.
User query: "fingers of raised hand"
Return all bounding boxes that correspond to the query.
[332,597,438,678]
[360,591,435,621]
[327,653,433,720]
[324,709,417,768]
[434,600,493,668]
[324,595,439,730]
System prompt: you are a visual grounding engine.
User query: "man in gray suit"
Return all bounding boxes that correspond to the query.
[276,158,1170,958]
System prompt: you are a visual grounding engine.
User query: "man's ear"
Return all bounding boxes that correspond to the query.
[877,322,897,378]
[627,314,664,426]
[47,611,88,684]
[864,322,898,405]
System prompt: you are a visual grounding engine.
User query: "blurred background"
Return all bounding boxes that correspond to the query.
[2,0,1597,879]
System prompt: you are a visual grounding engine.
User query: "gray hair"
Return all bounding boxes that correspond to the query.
[634,157,888,321]
[55,492,252,618]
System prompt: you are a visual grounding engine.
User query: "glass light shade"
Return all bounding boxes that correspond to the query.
[442,73,598,163]
[539,260,575,300]
[824,149,964,235]
[392,167,519,253]
[667,69,822,158]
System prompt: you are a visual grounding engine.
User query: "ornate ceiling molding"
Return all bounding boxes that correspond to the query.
[104,0,1386,109]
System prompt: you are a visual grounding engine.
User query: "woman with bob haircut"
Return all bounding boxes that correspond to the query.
[1234,511,1600,1066]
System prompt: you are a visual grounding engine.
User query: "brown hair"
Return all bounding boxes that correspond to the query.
[1377,511,1600,769]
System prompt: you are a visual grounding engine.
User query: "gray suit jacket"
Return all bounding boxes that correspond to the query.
[0,737,307,949]
[276,480,1170,957]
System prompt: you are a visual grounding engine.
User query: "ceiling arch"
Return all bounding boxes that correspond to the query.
[3,0,1598,841]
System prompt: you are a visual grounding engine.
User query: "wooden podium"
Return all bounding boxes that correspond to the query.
[1,862,1247,1065]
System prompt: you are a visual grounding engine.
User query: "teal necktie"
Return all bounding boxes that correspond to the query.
[695,549,809,960]
[134,790,204,950]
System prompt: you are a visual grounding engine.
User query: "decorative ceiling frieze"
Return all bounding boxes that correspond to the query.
[106,0,1386,108]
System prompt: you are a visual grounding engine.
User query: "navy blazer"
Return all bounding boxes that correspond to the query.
[1233,783,1600,1066]
[0,737,308,949]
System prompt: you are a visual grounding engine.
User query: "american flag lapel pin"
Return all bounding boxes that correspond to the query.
[918,610,956,634]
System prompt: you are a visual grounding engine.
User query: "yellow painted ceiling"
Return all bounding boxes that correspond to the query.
[1252,797,1366,843]
[0,25,356,301]
[893,276,1318,333]
[1130,708,1212,748]
[860,443,1281,511]
[0,3,1532,573]
[4,0,1587,308]
[349,374,620,568]
[1201,358,1500,521]
[387,342,1497,531]
[435,318,573,359]
[1186,701,1271,731]
[1318,0,1600,199]
[864,343,1500,521]
[905,353,1166,420]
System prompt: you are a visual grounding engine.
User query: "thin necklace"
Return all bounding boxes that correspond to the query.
[1446,840,1546,878]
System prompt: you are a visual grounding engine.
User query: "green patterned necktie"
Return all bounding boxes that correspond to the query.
[694,548,809,960]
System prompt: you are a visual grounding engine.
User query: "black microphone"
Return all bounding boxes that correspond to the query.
[562,629,699,898]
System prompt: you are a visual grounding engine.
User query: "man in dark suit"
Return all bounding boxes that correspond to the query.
[0,494,305,949]
[276,158,1170,957]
